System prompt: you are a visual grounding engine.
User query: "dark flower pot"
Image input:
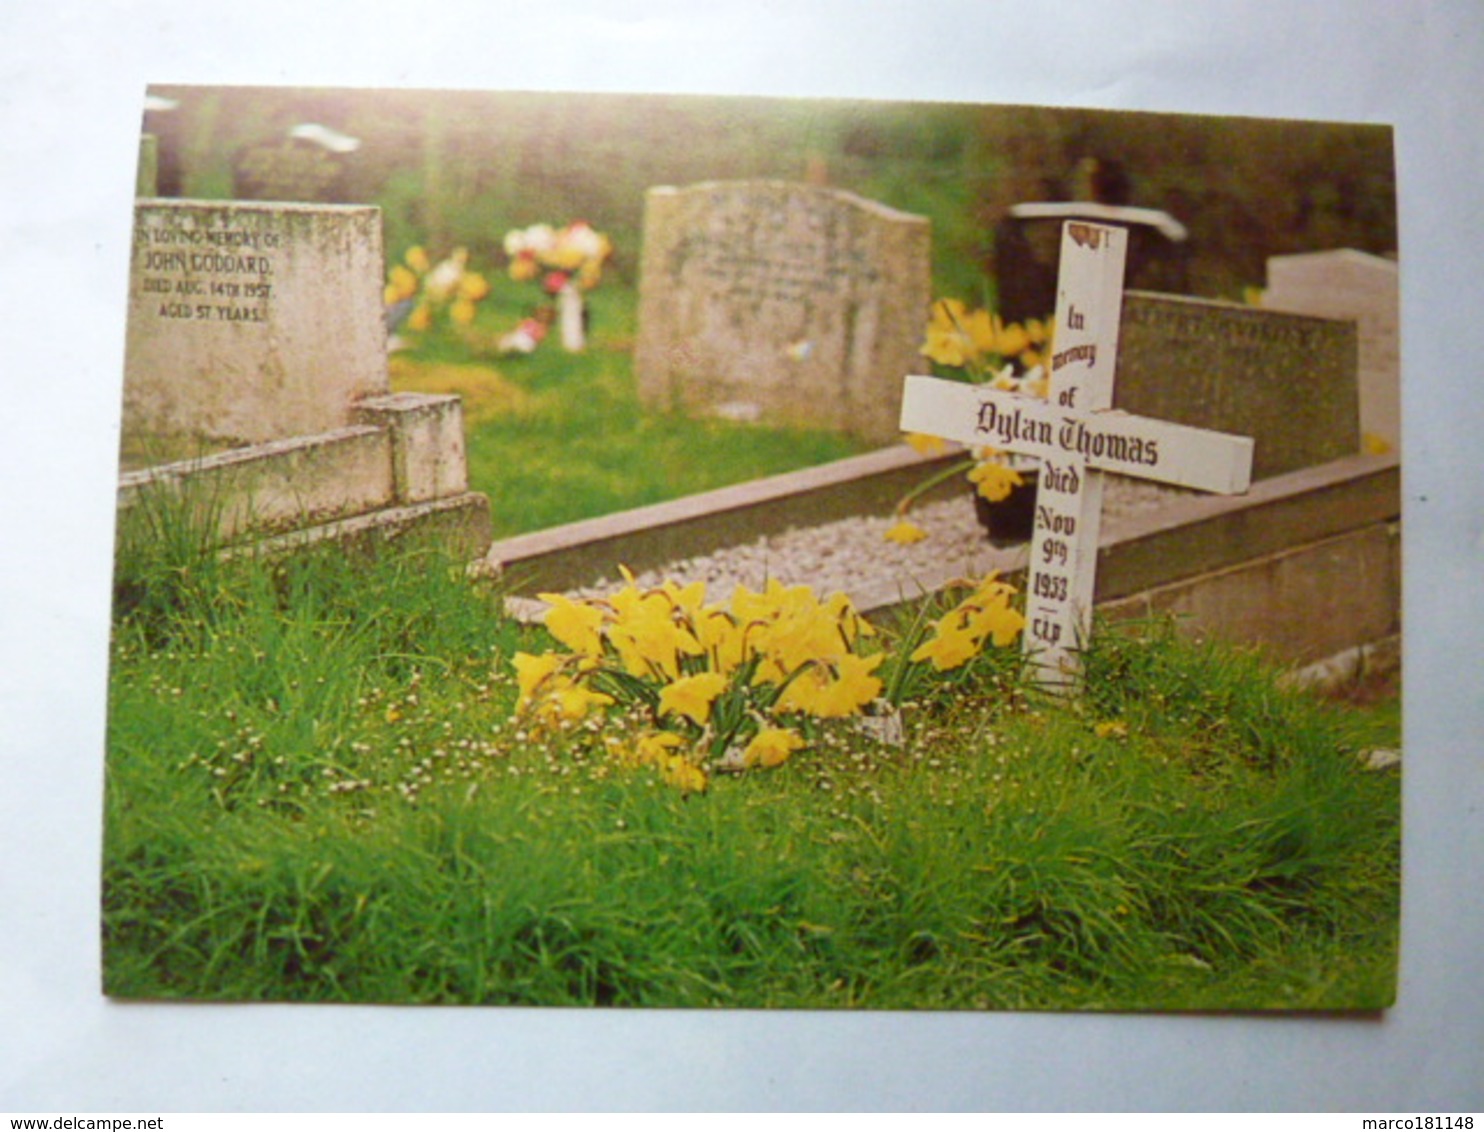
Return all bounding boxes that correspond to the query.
[973,470,1039,546]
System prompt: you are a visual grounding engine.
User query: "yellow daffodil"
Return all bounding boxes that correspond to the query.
[905,432,949,456]
[404,246,431,274]
[909,614,982,672]
[907,573,1025,671]
[449,297,477,325]
[819,652,887,717]
[724,582,876,691]
[885,519,929,545]
[511,651,610,729]
[921,299,1051,384]
[921,298,976,367]
[608,604,703,680]
[546,683,613,726]
[600,571,705,678]
[384,265,419,304]
[657,752,708,794]
[695,608,748,676]
[742,727,805,769]
[970,571,1019,610]
[658,671,728,726]
[513,651,566,704]
[822,592,874,642]
[660,578,708,621]
[964,600,1026,649]
[457,271,491,301]
[544,242,587,272]
[778,652,884,718]
[995,320,1030,359]
[763,606,851,677]
[730,578,814,626]
[538,592,606,658]
[967,460,1025,503]
[616,729,687,768]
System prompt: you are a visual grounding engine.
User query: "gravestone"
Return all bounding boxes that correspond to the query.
[1114,292,1359,480]
[123,199,389,457]
[1263,249,1399,454]
[634,180,931,443]
[902,221,1254,691]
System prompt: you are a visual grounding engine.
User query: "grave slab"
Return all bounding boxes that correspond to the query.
[117,425,394,542]
[634,180,930,443]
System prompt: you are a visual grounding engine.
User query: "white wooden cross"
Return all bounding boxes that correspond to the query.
[900,220,1256,692]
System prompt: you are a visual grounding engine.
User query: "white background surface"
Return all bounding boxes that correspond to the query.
[2,0,1481,1113]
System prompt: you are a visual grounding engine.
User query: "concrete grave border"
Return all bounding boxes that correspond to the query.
[486,447,1400,680]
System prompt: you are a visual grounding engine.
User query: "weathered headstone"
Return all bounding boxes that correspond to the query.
[123,200,389,458]
[901,221,1254,691]
[635,180,930,443]
[1114,292,1359,480]
[1263,248,1399,454]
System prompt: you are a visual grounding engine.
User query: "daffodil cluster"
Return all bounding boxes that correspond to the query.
[503,221,612,295]
[921,298,1052,384]
[511,567,1025,793]
[510,572,885,792]
[384,245,493,330]
[907,574,1026,672]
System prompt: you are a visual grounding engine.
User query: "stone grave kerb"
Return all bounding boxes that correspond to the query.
[900,220,1256,692]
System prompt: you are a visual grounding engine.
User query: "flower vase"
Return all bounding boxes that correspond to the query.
[558,283,586,352]
[973,469,1039,546]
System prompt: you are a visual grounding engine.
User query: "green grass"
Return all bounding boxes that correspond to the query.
[388,278,869,538]
[103,530,1400,1009]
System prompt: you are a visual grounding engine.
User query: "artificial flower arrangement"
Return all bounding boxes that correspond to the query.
[886,299,1054,545]
[512,567,1025,794]
[383,245,493,334]
[503,220,613,294]
[498,221,614,354]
